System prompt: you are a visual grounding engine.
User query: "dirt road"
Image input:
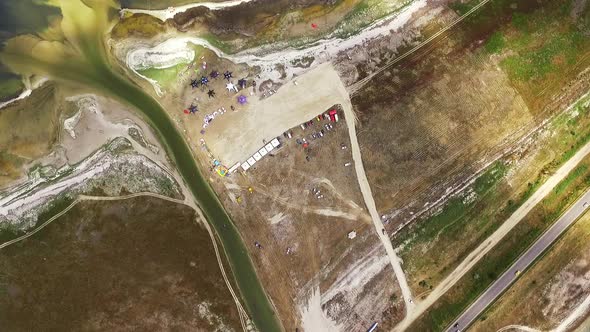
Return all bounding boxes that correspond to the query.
[394,135,590,331]
[341,94,415,314]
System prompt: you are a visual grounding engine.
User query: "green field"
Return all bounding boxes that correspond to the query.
[138,62,188,88]
[397,87,590,326]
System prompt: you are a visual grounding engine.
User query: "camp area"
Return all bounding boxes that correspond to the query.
[202,63,350,166]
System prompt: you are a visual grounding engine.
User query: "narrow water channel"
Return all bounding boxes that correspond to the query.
[0,1,280,331]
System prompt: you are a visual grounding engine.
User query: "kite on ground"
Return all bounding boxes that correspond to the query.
[226,82,238,93]
[224,71,233,81]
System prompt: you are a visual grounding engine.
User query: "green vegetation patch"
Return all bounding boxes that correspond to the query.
[0,78,24,101]
[484,31,505,54]
[500,26,584,81]
[396,89,590,299]
[496,1,590,87]
[138,62,188,88]
[396,161,507,289]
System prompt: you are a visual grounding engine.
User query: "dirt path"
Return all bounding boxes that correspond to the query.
[251,182,371,223]
[496,325,541,332]
[393,137,590,331]
[553,292,590,332]
[0,191,251,332]
[341,93,415,314]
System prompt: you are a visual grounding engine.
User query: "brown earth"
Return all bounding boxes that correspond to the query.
[0,84,61,188]
[349,0,590,230]
[206,105,404,330]
[0,197,241,331]
[353,36,533,223]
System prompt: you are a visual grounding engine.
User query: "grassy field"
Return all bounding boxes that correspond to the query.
[0,197,242,330]
[490,0,590,111]
[396,87,590,295]
[138,62,188,89]
[407,150,590,331]
[396,161,508,292]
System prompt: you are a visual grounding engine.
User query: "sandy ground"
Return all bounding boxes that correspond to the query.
[300,288,342,332]
[554,293,590,332]
[393,132,590,331]
[60,94,165,166]
[121,0,256,21]
[203,62,348,166]
[497,325,541,332]
[123,0,427,87]
[574,310,590,332]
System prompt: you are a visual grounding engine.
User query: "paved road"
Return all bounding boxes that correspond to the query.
[446,189,590,332]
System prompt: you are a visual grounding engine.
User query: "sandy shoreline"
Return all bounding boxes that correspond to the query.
[124,0,426,86]
[121,0,257,21]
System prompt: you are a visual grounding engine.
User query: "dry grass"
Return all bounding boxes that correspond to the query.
[0,197,242,331]
[354,44,533,218]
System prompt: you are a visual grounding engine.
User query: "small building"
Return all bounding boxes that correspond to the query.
[259,147,268,157]
[253,152,262,161]
[228,162,241,174]
[348,231,357,239]
[265,143,274,152]
[271,138,281,147]
[247,157,256,166]
[241,162,251,171]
